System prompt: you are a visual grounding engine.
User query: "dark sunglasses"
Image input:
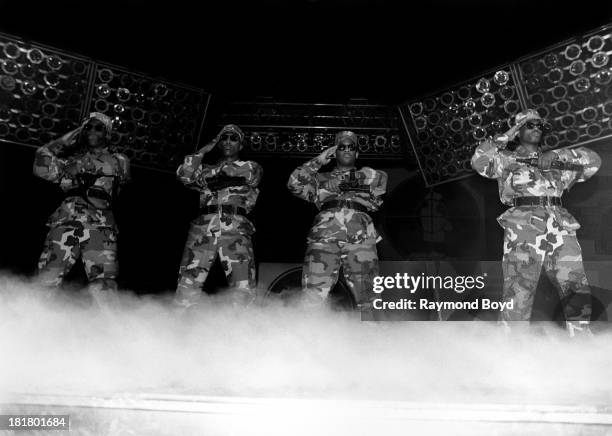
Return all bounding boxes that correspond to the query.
[220,133,240,142]
[337,143,357,152]
[525,121,551,132]
[83,123,105,132]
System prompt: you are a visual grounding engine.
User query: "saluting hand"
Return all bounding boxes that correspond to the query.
[316,145,337,165]
[199,136,219,155]
[59,127,82,146]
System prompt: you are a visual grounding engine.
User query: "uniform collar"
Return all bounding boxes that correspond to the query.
[331,166,357,174]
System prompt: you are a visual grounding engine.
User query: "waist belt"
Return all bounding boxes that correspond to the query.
[64,188,113,209]
[200,205,248,216]
[513,196,562,207]
[320,200,370,214]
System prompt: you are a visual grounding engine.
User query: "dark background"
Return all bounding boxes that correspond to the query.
[1,0,612,301]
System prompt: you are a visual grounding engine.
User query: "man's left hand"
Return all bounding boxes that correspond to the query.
[538,151,558,170]
[323,179,341,192]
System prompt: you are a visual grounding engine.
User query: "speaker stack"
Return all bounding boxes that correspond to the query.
[0,32,211,173]
[219,99,411,162]
[87,64,210,171]
[398,23,612,187]
[398,66,522,187]
[0,33,92,148]
[517,25,612,150]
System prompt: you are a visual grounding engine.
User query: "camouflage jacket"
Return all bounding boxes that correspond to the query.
[287,158,387,244]
[471,139,601,231]
[33,141,130,229]
[177,153,262,236]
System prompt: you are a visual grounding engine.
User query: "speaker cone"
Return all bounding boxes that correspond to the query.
[3,43,20,59]
[95,84,111,98]
[565,129,580,142]
[586,123,602,138]
[15,128,30,142]
[529,93,545,106]
[43,87,59,101]
[423,98,437,111]
[472,127,486,140]
[569,60,586,76]
[499,86,515,101]
[544,134,559,148]
[503,100,519,114]
[573,77,591,93]
[543,53,559,69]
[560,114,576,128]
[281,141,293,152]
[450,118,463,132]
[581,106,598,123]
[0,75,16,91]
[480,92,495,108]
[494,70,510,86]
[71,61,87,75]
[41,102,57,116]
[440,92,454,106]
[409,102,423,116]
[551,85,568,99]
[587,35,605,52]
[414,116,427,130]
[592,52,609,68]
[21,80,37,95]
[20,63,36,79]
[265,134,277,151]
[548,68,563,84]
[564,44,582,61]
[98,68,114,83]
[94,99,108,113]
[475,78,490,93]
[1,59,18,75]
[39,117,55,130]
[46,56,63,71]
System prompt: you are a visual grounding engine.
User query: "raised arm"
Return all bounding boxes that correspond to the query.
[471,136,515,179]
[33,128,81,183]
[287,146,336,202]
[176,139,218,186]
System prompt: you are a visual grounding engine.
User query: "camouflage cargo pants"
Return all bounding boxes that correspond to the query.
[302,240,379,305]
[37,223,118,290]
[175,225,256,307]
[501,214,591,321]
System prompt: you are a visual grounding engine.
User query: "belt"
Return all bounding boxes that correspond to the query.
[320,200,370,214]
[513,196,562,207]
[200,205,248,216]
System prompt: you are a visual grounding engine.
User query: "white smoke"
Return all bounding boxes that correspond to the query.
[1,275,611,434]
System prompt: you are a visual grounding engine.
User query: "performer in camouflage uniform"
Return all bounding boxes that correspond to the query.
[471,109,601,335]
[288,131,387,307]
[33,112,131,291]
[175,124,262,307]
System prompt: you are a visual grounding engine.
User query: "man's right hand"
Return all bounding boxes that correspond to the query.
[506,111,542,141]
[59,127,82,146]
[316,145,337,165]
[198,140,217,155]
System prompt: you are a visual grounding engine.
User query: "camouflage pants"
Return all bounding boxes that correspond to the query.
[501,215,591,321]
[175,226,256,307]
[302,240,379,304]
[37,223,118,290]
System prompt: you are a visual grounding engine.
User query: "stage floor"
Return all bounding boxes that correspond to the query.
[3,393,612,436]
